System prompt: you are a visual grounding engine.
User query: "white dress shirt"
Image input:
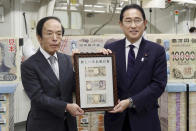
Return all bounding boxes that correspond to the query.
[125,37,142,70]
[40,47,59,79]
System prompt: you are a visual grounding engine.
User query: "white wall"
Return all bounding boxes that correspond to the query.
[0,0,12,37]
[21,1,40,48]
[84,13,122,35]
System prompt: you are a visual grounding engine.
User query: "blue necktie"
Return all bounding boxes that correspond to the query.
[127,45,135,78]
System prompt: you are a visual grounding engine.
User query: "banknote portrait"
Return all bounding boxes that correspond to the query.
[85,67,106,77]
[87,94,106,104]
[86,80,106,91]
[74,53,118,111]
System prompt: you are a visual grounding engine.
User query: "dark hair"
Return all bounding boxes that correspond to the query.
[120,4,146,22]
[36,16,64,38]
[189,27,196,33]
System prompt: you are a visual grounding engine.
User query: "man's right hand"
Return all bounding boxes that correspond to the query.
[98,48,112,55]
[66,103,84,117]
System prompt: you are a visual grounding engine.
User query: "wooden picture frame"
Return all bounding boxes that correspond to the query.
[74,53,118,112]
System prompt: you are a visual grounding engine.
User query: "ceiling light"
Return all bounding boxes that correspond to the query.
[94,10,105,13]
[171,0,196,4]
[119,1,124,7]
[116,7,122,10]
[84,5,93,7]
[70,3,80,6]
[84,10,92,12]
[94,5,104,8]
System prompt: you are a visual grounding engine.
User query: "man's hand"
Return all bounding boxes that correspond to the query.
[98,48,112,55]
[66,103,84,117]
[109,99,130,113]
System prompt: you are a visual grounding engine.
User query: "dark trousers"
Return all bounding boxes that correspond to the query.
[64,114,69,131]
[122,111,131,131]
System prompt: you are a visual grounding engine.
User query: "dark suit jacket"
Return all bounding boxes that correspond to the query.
[21,50,77,131]
[104,38,167,131]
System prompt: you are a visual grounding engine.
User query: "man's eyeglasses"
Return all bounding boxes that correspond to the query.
[123,18,143,26]
[44,32,62,38]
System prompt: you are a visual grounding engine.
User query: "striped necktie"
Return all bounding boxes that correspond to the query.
[48,56,59,79]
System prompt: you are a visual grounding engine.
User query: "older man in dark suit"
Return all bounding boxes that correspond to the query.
[103,4,167,131]
[21,16,84,131]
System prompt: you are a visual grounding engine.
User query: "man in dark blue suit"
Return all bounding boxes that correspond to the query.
[21,16,84,131]
[104,4,167,131]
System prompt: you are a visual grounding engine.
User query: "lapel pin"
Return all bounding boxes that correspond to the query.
[144,53,148,57]
[141,57,144,62]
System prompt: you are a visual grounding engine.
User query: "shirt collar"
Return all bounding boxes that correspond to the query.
[40,47,58,60]
[125,37,142,49]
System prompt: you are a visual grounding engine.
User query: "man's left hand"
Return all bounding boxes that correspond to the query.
[109,99,130,113]
[98,48,112,55]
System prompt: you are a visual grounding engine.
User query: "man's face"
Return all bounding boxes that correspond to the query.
[120,8,147,43]
[37,19,62,55]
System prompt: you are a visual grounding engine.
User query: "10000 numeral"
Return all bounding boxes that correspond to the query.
[171,51,195,61]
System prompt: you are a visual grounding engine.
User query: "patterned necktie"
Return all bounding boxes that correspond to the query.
[48,56,59,79]
[127,45,135,78]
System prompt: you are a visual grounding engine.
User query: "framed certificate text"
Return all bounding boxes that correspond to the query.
[74,53,118,111]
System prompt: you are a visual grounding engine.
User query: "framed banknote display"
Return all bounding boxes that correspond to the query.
[74,53,118,112]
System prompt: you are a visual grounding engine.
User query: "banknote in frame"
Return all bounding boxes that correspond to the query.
[74,53,118,112]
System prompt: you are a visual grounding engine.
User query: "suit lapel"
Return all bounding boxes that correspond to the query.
[116,39,126,78]
[35,50,59,85]
[57,52,66,82]
[127,38,149,86]
[57,52,70,91]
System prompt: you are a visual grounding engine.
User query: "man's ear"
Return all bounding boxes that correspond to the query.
[36,35,41,44]
[143,20,147,29]
[119,21,123,29]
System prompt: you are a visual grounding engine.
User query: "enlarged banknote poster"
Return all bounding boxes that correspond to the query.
[0,38,19,83]
[169,35,196,82]
[74,53,118,111]
[59,35,124,55]
[146,34,196,82]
